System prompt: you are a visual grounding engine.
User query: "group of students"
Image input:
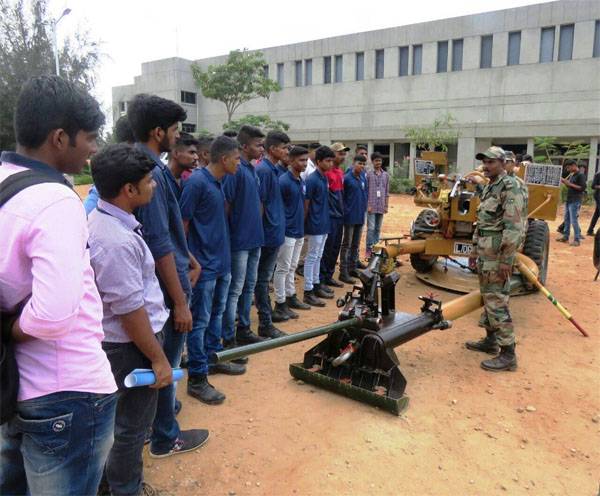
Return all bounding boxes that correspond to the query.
[0,75,390,496]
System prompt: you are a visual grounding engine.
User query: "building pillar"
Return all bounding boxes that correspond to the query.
[388,143,395,175]
[409,142,417,180]
[456,137,476,175]
[588,137,599,180]
[367,141,374,158]
[526,138,535,158]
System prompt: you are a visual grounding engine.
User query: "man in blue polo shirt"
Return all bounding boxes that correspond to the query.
[339,155,368,284]
[303,146,336,306]
[222,125,267,347]
[254,131,289,336]
[273,146,312,320]
[128,94,206,458]
[180,136,244,405]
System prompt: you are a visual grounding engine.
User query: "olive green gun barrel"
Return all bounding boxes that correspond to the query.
[211,317,361,364]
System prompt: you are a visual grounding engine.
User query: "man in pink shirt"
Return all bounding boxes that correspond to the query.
[0,76,117,496]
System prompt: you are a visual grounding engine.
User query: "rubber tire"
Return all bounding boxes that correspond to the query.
[410,253,438,273]
[522,220,550,285]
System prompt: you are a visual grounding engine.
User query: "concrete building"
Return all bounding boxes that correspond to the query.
[113,0,600,179]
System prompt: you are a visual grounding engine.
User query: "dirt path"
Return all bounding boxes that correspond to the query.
[87,190,597,496]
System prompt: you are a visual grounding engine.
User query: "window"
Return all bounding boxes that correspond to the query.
[304,59,312,86]
[480,35,493,68]
[355,52,364,81]
[437,41,448,73]
[334,55,343,83]
[375,49,385,79]
[540,27,555,62]
[558,24,574,61]
[263,65,269,79]
[118,101,126,113]
[399,46,409,76]
[595,20,600,57]
[181,123,196,133]
[180,91,196,104]
[324,56,332,84]
[412,44,423,75]
[451,39,463,71]
[507,31,521,65]
[295,60,302,87]
[277,63,284,87]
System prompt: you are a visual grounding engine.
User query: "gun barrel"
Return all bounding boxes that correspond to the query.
[212,317,361,364]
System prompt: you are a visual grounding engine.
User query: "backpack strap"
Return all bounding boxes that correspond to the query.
[0,169,67,209]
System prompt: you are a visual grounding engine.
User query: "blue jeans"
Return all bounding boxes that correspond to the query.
[223,247,261,340]
[366,212,384,251]
[150,313,185,452]
[255,246,280,328]
[304,234,328,291]
[188,273,231,376]
[320,216,344,281]
[563,201,582,241]
[0,391,117,496]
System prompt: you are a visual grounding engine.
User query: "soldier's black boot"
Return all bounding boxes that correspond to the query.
[271,302,290,323]
[481,344,517,372]
[465,329,499,355]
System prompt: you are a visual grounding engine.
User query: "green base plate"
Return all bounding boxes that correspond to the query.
[289,363,410,416]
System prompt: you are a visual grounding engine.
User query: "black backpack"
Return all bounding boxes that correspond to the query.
[0,169,67,424]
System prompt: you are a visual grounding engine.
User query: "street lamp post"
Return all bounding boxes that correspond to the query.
[52,8,71,76]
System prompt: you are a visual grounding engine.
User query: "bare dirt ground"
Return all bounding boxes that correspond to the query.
[77,186,600,496]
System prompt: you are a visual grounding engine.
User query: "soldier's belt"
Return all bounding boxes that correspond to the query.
[477,229,502,237]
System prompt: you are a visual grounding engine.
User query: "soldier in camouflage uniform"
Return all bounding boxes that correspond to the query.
[466,147,526,371]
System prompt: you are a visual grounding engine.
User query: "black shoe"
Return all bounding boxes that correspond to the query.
[180,353,188,369]
[271,302,290,322]
[481,344,517,372]
[356,260,368,269]
[587,231,594,236]
[258,324,287,339]
[209,362,246,375]
[222,339,248,365]
[187,375,225,405]
[465,330,499,355]
[174,399,182,416]
[314,284,334,299]
[339,273,356,285]
[287,295,311,310]
[149,428,210,459]
[303,290,325,307]
[281,302,299,320]
[295,265,304,277]
[556,237,568,243]
[236,327,269,345]
[322,277,343,288]
[349,269,361,278]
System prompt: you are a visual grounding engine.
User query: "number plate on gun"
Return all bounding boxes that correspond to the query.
[453,242,473,256]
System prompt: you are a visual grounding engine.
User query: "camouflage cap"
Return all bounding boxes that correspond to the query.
[504,151,516,162]
[330,142,350,152]
[475,146,506,161]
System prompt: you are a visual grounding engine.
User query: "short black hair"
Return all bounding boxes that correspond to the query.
[289,145,308,158]
[114,115,135,144]
[237,125,265,146]
[371,152,384,161]
[210,135,240,163]
[515,153,523,163]
[356,145,368,152]
[223,130,238,138]
[522,154,533,161]
[197,137,213,151]
[265,130,290,151]
[91,143,156,200]
[315,145,335,162]
[14,75,105,149]
[174,132,199,149]
[127,94,187,142]
[564,159,578,167]
[353,154,367,163]
[308,142,321,150]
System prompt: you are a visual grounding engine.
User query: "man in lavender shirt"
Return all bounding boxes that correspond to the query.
[366,152,390,257]
[0,76,117,495]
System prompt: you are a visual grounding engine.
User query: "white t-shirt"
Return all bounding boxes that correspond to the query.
[301,158,316,180]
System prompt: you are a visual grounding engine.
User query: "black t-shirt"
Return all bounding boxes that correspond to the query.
[592,172,600,203]
[566,171,587,203]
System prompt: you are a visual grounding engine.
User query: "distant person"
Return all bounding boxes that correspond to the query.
[365,152,390,257]
[88,144,172,496]
[304,146,336,306]
[586,169,600,236]
[182,136,213,180]
[272,146,311,321]
[180,136,245,406]
[339,155,368,284]
[355,145,368,159]
[557,159,587,247]
[128,93,207,458]
[168,133,199,185]
[0,75,117,496]
[300,142,321,180]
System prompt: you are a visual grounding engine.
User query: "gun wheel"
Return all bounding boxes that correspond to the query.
[410,253,438,273]
[522,220,550,286]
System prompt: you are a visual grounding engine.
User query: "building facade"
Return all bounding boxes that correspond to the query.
[113,0,600,178]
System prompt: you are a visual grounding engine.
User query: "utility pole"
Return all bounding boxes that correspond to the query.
[52,8,72,76]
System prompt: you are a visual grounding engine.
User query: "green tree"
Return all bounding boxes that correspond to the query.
[0,0,101,150]
[192,49,280,124]
[225,114,290,134]
[534,137,590,165]
[403,113,460,152]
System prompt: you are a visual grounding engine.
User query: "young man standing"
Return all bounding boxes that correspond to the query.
[273,146,312,320]
[304,146,336,306]
[366,152,390,257]
[128,93,206,458]
[88,144,175,496]
[320,142,349,289]
[0,76,117,496]
[169,133,199,183]
[355,145,369,159]
[254,131,289,335]
[222,125,267,346]
[339,155,368,284]
[300,142,321,181]
[557,159,587,247]
[180,136,244,405]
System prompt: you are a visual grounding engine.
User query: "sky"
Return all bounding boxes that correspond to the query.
[51,0,553,122]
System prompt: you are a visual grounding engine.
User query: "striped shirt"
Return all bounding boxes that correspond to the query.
[367,168,390,214]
